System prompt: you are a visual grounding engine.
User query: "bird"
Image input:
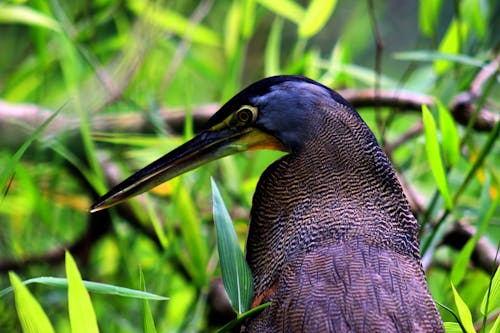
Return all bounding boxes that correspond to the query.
[91,75,444,332]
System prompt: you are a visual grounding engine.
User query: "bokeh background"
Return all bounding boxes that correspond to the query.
[0,0,499,331]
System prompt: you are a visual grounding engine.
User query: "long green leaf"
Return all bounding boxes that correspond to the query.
[451,284,475,333]
[298,0,337,38]
[422,105,453,209]
[435,20,469,73]
[0,107,61,195]
[418,0,442,37]
[127,0,221,47]
[443,322,464,333]
[66,252,99,333]
[437,101,460,167]
[140,271,157,333]
[265,18,284,76]
[211,178,253,314]
[0,5,61,33]
[9,272,55,333]
[257,0,304,23]
[450,175,492,285]
[0,277,169,300]
[481,262,500,315]
[393,50,484,68]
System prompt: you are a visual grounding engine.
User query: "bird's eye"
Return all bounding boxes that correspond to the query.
[236,106,256,124]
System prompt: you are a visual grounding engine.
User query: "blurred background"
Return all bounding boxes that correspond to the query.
[0,0,499,331]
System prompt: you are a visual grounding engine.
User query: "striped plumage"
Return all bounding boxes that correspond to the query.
[242,81,443,331]
[91,75,444,332]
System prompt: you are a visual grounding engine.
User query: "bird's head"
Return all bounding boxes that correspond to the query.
[90,75,354,212]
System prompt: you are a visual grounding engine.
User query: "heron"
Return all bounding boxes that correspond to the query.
[91,75,443,332]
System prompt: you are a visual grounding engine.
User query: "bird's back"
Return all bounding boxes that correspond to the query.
[244,239,443,332]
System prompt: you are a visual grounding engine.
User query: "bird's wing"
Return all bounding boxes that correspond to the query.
[244,239,443,333]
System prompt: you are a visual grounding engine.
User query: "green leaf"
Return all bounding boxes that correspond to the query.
[172,178,208,287]
[224,1,243,59]
[435,20,469,73]
[265,18,284,77]
[140,271,157,333]
[451,283,475,333]
[481,263,500,315]
[216,302,271,332]
[242,0,257,38]
[0,5,61,33]
[437,101,460,167]
[66,252,99,333]
[298,0,338,38]
[418,0,442,37]
[257,0,304,23]
[0,107,61,196]
[9,272,55,333]
[211,178,253,314]
[127,0,221,47]
[461,0,486,38]
[489,311,500,333]
[422,105,453,209]
[0,277,169,300]
[443,322,465,333]
[393,50,484,68]
[450,237,475,286]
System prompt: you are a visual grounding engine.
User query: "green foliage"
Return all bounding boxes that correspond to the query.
[0,0,499,331]
[422,105,453,209]
[9,272,55,333]
[66,252,99,333]
[211,178,253,314]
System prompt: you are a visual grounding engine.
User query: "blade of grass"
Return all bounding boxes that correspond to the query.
[265,17,283,77]
[437,101,460,167]
[256,0,304,24]
[298,0,337,38]
[480,259,500,316]
[418,0,442,37]
[216,302,270,333]
[0,276,169,300]
[0,4,62,33]
[140,270,158,333]
[450,175,495,285]
[211,178,253,314]
[451,283,475,333]
[422,105,453,209]
[0,107,62,196]
[9,272,55,333]
[65,252,99,333]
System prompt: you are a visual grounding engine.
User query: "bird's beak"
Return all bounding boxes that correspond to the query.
[90,125,285,212]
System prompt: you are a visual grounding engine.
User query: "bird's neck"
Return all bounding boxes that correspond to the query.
[247,109,420,295]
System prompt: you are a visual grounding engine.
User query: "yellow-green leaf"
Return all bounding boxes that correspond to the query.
[257,0,304,23]
[265,18,284,76]
[0,5,61,33]
[422,105,453,209]
[481,263,500,315]
[66,252,99,333]
[242,0,257,38]
[127,0,221,47]
[418,0,442,37]
[435,20,469,73]
[298,0,337,38]
[9,272,55,333]
[437,101,460,167]
[140,271,157,333]
[451,283,475,333]
[443,322,464,333]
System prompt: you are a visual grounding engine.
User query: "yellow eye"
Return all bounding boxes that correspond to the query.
[236,106,256,124]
